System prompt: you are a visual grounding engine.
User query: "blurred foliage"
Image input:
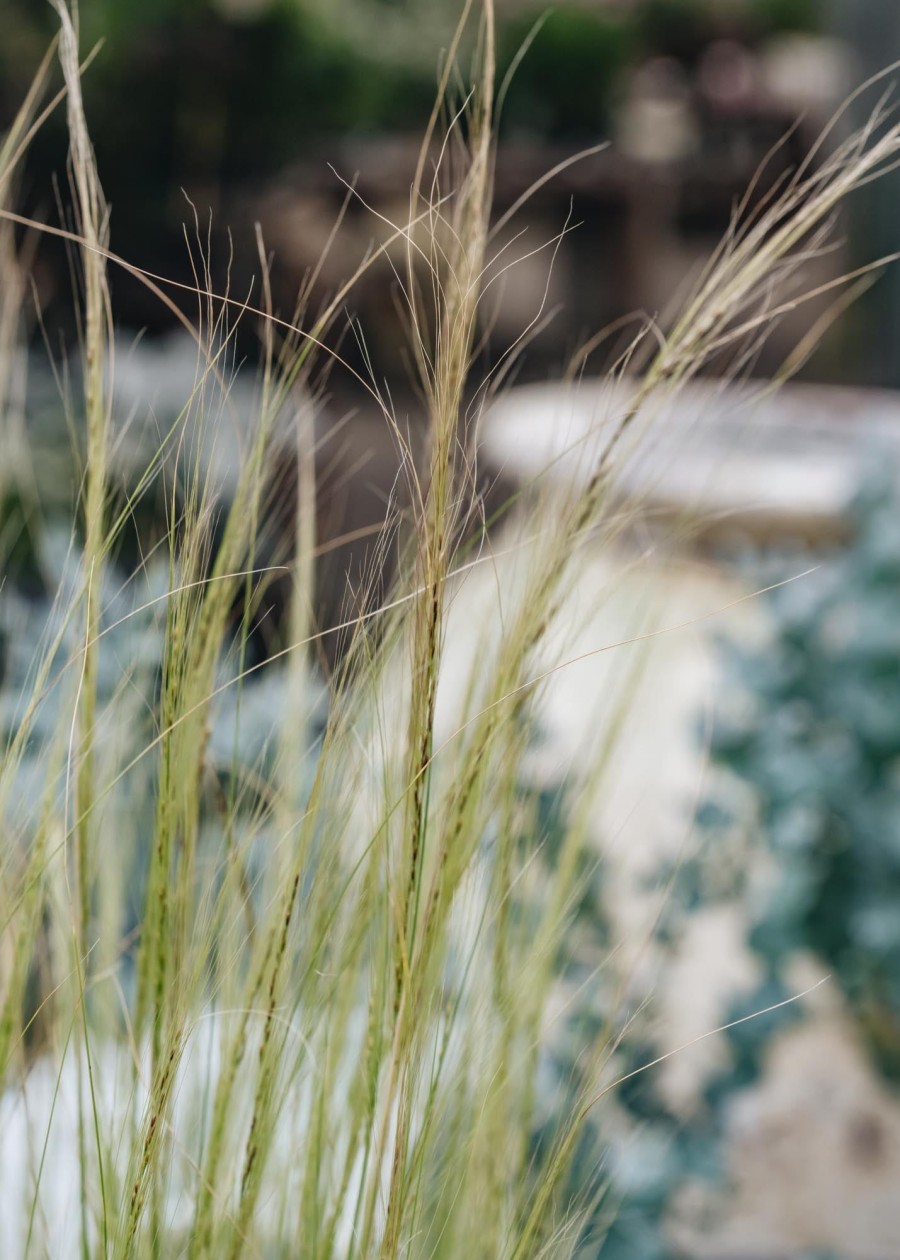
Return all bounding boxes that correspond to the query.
[497,9,634,139]
[0,0,437,301]
[756,0,820,34]
[0,519,327,986]
[520,774,725,1260]
[635,0,819,59]
[0,0,823,171]
[0,0,819,335]
[532,470,900,1258]
[696,471,900,1081]
[635,0,710,60]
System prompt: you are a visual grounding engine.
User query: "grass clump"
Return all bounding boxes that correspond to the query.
[1,3,899,1258]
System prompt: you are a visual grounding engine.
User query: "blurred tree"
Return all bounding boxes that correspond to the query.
[497,7,633,139]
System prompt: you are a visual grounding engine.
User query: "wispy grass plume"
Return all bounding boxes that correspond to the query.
[1,5,900,1259]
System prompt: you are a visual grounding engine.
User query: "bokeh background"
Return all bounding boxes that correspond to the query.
[4,3,900,1259]
[2,0,896,385]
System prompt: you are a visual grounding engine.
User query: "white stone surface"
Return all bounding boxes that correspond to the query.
[480,376,900,542]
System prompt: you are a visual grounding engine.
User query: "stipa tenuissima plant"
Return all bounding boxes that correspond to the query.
[3,2,900,1258]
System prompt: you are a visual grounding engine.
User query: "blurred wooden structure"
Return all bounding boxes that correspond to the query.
[237,54,849,386]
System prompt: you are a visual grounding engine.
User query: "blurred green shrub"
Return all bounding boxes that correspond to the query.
[0,0,823,169]
[497,9,633,139]
[515,772,699,1260]
[756,0,820,34]
[534,470,900,1259]
[697,472,900,1080]
[0,520,326,989]
[0,0,821,334]
[0,0,436,298]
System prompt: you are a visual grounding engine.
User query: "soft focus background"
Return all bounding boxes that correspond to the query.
[4,2,900,1258]
[0,0,892,377]
[3,0,895,613]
